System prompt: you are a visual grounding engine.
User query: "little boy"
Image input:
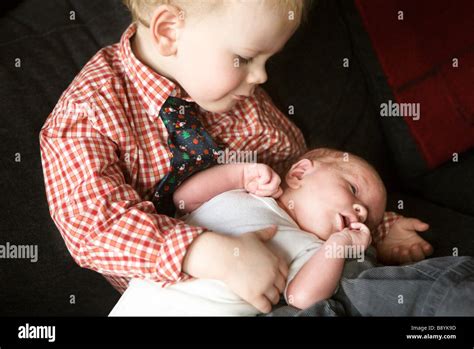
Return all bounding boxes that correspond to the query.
[110,148,385,316]
[39,0,432,314]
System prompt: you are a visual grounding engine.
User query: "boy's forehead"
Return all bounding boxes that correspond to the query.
[225,1,299,47]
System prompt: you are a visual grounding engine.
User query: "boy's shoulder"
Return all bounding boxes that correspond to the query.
[55,42,126,110]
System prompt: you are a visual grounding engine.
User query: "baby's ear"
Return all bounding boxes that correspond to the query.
[285,158,313,188]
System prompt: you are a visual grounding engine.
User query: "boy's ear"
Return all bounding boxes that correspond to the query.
[285,158,314,189]
[149,5,184,56]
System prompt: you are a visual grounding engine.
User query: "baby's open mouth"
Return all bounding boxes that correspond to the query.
[337,213,351,231]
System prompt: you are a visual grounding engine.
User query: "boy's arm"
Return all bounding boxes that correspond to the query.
[40,113,205,283]
[173,163,282,214]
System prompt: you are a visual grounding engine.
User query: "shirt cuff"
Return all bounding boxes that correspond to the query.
[155,222,205,284]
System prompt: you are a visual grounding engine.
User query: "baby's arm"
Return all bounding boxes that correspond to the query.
[286,223,371,309]
[286,238,345,309]
[173,163,281,214]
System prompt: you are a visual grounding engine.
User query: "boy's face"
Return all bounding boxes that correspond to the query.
[286,158,386,240]
[172,2,300,113]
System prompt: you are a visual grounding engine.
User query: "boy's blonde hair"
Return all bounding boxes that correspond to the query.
[123,0,313,27]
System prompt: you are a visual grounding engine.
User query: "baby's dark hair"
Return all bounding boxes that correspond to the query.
[297,148,367,172]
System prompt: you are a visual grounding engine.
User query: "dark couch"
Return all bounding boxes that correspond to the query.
[1,0,472,316]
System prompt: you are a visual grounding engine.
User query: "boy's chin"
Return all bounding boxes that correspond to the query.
[196,98,236,114]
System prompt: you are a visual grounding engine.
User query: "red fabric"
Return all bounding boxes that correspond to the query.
[355,0,474,168]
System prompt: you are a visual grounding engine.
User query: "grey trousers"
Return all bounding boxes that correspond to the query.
[266,254,474,316]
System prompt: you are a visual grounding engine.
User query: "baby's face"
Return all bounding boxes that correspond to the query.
[287,159,386,240]
[171,2,300,113]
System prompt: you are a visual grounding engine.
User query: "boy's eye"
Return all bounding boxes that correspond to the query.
[350,184,357,195]
[237,55,252,65]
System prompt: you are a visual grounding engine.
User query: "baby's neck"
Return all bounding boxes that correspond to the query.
[275,191,297,224]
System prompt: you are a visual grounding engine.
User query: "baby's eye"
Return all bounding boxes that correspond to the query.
[350,183,357,195]
[237,55,252,65]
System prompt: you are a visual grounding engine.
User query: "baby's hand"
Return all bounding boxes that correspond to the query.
[376,217,433,265]
[330,222,372,251]
[243,163,282,198]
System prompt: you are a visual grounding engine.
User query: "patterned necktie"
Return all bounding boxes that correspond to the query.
[151,96,222,216]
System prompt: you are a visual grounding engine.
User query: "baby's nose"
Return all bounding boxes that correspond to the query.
[353,204,368,223]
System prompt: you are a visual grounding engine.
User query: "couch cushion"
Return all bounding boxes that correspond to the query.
[355,0,474,174]
[407,148,474,217]
[0,0,131,315]
[344,0,474,215]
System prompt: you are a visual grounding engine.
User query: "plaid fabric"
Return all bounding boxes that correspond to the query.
[39,24,307,293]
[374,211,401,244]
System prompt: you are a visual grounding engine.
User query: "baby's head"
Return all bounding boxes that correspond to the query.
[279,148,387,240]
[124,0,312,113]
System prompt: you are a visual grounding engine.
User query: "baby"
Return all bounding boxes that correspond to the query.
[110,148,386,315]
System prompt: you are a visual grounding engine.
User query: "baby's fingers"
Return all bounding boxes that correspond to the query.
[350,222,370,235]
[246,180,258,193]
[422,243,434,257]
[257,170,280,187]
[254,174,281,196]
[256,166,272,185]
[397,248,412,265]
[254,185,282,198]
[400,218,429,232]
[409,244,426,262]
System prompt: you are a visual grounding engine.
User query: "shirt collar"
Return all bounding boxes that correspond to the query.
[119,24,194,122]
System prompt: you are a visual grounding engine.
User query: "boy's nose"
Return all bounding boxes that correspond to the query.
[353,203,368,223]
[247,66,267,85]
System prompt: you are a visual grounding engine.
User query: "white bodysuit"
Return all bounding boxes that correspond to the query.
[109,189,324,316]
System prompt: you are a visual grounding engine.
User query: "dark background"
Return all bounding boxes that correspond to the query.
[0,0,473,315]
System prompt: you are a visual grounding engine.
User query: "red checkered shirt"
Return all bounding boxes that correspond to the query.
[39,24,397,293]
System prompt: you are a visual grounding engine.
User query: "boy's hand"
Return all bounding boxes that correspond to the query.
[183,226,287,313]
[223,226,288,313]
[330,222,372,250]
[376,217,433,265]
[243,163,282,198]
